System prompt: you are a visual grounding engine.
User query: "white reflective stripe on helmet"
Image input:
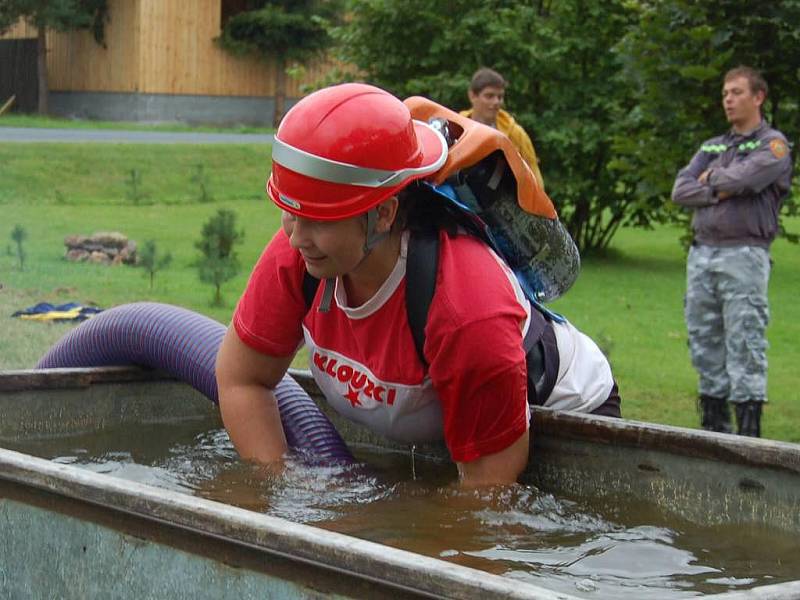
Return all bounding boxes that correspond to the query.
[272,120,448,188]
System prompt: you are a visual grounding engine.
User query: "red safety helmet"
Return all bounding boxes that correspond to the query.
[267,83,448,221]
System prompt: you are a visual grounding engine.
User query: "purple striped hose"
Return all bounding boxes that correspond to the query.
[37,302,353,463]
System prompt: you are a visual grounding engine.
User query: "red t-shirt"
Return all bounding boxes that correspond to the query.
[234,228,530,462]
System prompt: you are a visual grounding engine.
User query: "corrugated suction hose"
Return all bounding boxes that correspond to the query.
[36,302,353,463]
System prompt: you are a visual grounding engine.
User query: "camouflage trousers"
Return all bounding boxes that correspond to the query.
[685,245,771,403]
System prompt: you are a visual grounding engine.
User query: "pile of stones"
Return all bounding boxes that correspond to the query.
[64,232,137,265]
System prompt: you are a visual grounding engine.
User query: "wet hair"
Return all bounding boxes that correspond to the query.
[724,65,768,97]
[393,183,460,236]
[469,67,507,94]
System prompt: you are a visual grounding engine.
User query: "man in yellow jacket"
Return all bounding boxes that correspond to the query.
[460,67,544,189]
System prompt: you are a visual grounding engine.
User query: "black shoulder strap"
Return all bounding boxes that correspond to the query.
[300,231,439,368]
[405,229,439,367]
[302,270,320,312]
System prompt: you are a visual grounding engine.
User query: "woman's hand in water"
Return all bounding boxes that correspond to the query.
[216,326,294,465]
[456,430,529,487]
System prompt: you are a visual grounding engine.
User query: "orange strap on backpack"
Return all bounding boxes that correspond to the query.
[404,96,557,220]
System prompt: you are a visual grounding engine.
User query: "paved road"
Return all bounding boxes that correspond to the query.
[0,126,274,144]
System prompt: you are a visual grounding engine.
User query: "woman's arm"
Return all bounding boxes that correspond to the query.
[215,325,295,464]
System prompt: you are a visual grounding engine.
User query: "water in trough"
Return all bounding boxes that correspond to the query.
[7,417,798,599]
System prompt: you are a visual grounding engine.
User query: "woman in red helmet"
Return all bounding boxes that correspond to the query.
[216,83,618,486]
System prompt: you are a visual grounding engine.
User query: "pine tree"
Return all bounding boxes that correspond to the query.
[194,209,244,306]
[138,239,172,290]
[10,224,27,271]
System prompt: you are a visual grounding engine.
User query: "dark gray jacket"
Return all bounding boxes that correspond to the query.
[671,121,793,247]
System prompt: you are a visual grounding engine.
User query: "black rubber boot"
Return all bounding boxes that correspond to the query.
[735,401,762,438]
[699,395,733,433]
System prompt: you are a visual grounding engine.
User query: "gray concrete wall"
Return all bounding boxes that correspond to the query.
[49,91,300,126]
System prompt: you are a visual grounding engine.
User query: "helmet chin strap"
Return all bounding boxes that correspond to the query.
[317,277,336,313]
[318,207,389,313]
[363,207,390,254]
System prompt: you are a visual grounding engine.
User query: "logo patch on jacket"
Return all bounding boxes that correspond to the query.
[769,139,788,159]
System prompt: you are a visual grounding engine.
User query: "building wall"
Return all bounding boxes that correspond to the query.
[48,0,141,93]
[2,0,336,97]
[48,90,286,126]
[137,0,276,96]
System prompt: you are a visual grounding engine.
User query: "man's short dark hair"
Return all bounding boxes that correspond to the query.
[469,68,506,94]
[724,65,768,97]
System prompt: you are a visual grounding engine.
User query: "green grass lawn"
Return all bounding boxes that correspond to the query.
[2,141,798,441]
[0,113,274,134]
[0,143,270,205]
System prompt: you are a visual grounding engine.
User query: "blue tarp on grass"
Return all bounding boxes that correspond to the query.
[11,302,103,323]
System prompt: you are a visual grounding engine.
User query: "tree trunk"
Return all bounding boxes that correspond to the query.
[273,55,287,128]
[36,24,48,115]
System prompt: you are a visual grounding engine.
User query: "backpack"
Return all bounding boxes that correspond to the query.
[404,96,580,306]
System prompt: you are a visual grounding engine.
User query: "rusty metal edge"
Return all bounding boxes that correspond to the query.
[0,366,172,391]
[288,368,800,475]
[5,366,800,475]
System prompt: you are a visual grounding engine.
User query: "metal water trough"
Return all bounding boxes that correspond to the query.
[1,366,799,599]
